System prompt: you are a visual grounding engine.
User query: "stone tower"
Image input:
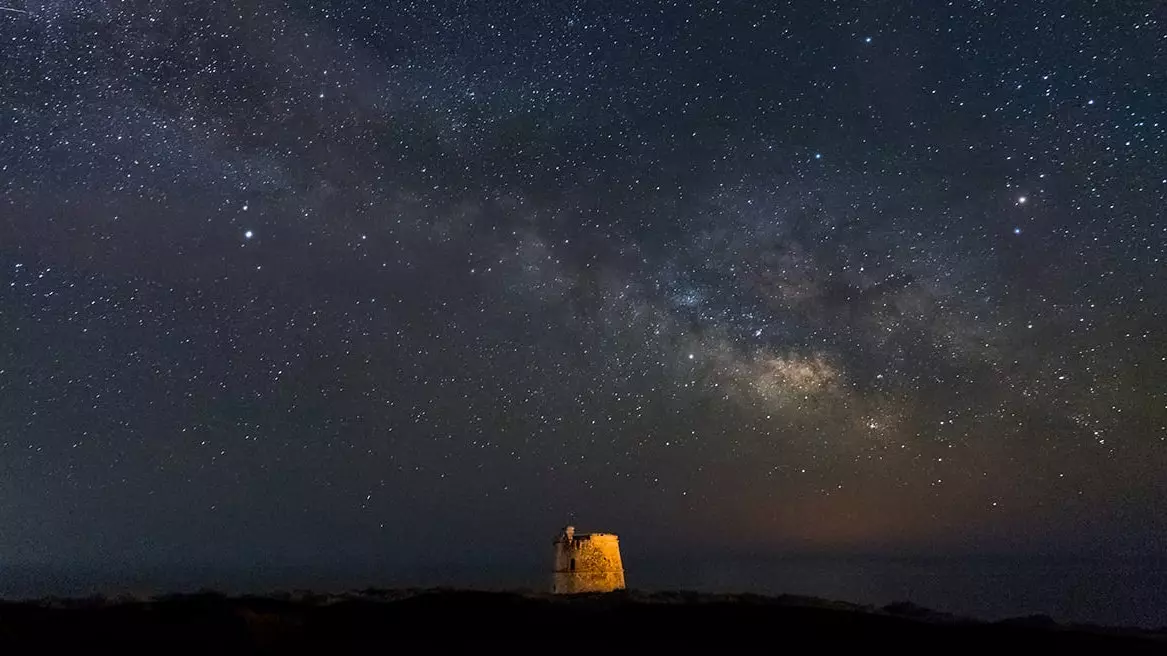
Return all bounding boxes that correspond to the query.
[552,525,626,594]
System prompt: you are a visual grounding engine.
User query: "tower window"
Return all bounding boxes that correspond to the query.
[570,558,576,571]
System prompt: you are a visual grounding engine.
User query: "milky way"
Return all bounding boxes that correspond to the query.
[0,1,1164,609]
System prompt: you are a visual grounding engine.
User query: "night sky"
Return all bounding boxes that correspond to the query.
[2,0,1165,623]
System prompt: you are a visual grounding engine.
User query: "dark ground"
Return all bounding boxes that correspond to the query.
[1,589,1163,653]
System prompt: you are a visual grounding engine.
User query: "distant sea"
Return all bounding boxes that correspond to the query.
[3,555,1164,629]
[635,554,1167,629]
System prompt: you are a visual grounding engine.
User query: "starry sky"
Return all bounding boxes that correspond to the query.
[1,0,1165,613]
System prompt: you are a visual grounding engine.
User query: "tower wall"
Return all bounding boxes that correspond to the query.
[552,530,626,594]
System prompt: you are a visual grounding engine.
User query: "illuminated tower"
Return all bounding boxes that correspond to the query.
[552,525,626,594]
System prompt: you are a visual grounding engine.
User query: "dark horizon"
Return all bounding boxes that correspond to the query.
[5,551,1167,628]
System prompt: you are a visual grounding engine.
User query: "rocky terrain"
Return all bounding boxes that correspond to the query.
[1,588,1163,653]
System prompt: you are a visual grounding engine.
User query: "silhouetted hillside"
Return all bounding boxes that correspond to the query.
[0,589,1162,653]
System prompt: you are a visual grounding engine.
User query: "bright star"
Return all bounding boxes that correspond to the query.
[244,230,254,239]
